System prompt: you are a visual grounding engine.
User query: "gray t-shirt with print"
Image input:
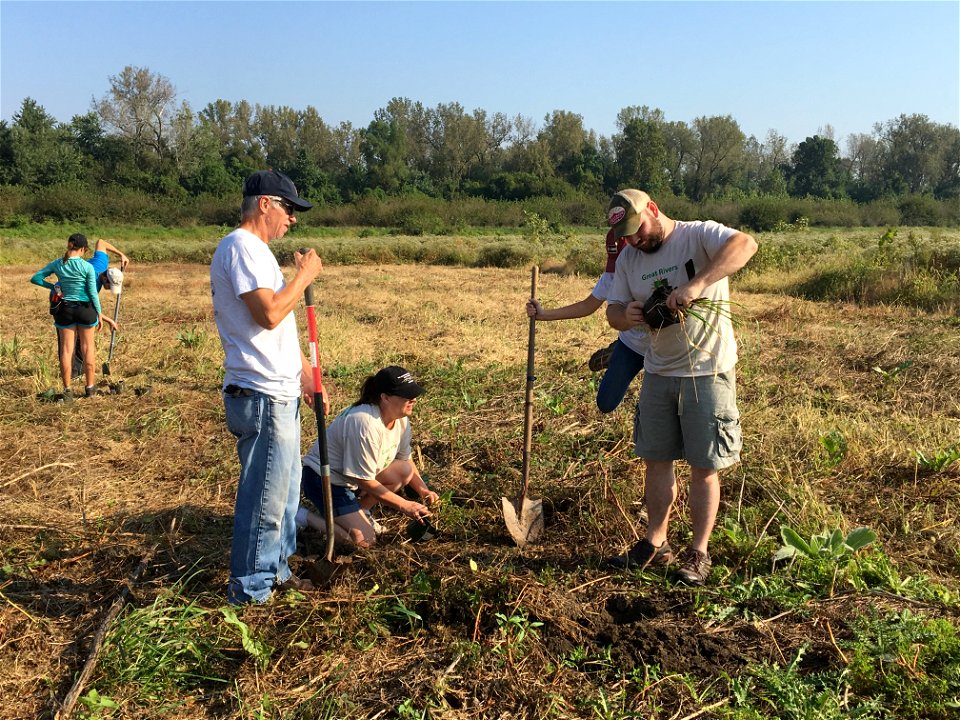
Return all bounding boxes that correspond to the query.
[609,220,740,377]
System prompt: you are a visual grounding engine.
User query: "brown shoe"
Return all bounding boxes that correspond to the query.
[675,548,712,585]
[605,539,674,570]
[588,341,618,372]
[275,574,316,592]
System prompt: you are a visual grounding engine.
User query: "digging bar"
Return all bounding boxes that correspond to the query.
[501,265,544,547]
[102,291,122,376]
[300,251,342,585]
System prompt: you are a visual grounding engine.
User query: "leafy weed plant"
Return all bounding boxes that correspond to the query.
[915,444,960,473]
[725,646,883,720]
[846,609,960,720]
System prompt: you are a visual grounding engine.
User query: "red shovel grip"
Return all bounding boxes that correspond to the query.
[300,248,324,396]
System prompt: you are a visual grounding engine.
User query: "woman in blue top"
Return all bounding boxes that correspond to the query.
[31,234,115,399]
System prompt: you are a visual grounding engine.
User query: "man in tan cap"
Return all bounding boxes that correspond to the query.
[604,189,757,585]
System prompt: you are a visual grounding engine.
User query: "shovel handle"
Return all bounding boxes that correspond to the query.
[521,265,538,497]
[301,248,335,563]
[106,293,122,364]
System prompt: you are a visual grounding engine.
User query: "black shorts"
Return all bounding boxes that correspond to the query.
[53,301,98,328]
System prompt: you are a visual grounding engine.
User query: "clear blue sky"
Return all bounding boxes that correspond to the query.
[2,1,957,149]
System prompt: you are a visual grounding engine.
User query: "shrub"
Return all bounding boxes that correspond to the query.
[0,184,29,224]
[898,194,943,226]
[396,210,445,236]
[563,245,604,276]
[859,199,901,226]
[418,237,477,266]
[193,194,238,226]
[739,197,790,231]
[846,610,960,720]
[475,240,534,268]
[700,199,741,227]
[808,197,862,227]
[28,184,103,222]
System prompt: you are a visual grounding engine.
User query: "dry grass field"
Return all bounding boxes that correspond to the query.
[1,256,959,719]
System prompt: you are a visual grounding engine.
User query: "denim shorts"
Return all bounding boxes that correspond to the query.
[633,370,742,470]
[302,464,361,517]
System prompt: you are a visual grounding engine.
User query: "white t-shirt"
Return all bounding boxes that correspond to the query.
[592,272,650,356]
[609,220,740,377]
[303,404,412,491]
[210,228,302,398]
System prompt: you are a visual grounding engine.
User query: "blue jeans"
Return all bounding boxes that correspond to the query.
[302,465,362,516]
[223,391,301,604]
[596,340,645,414]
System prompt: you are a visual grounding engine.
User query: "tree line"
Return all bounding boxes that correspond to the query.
[1,65,958,228]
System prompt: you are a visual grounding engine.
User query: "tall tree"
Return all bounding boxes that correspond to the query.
[661,120,696,196]
[424,102,488,195]
[538,110,589,187]
[878,114,958,196]
[199,99,264,176]
[6,98,84,186]
[360,116,409,193]
[614,116,668,194]
[254,105,300,171]
[94,65,177,161]
[741,130,790,196]
[686,115,745,200]
[844,132,884,201]
[170,101,235,196]
[787,135,847,198]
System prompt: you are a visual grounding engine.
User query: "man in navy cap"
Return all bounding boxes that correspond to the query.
[210,169,324,604]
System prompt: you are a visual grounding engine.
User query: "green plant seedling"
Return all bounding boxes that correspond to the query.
[79,688,119,713]
[915,445,960,473]
[494,610,543,654]
[819,430,847,467]
[176,327,205,348]
[221,606,271,667]
[872,360,913,381]
[773,525,877,564]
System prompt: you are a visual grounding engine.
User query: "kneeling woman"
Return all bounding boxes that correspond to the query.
[301,366,438,547]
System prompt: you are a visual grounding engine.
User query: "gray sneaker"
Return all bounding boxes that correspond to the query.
[605,539,674,570]
[675,548,712,585]
[364,509,385,534]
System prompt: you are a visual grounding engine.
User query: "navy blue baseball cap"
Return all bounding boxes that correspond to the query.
[243,170,313,211]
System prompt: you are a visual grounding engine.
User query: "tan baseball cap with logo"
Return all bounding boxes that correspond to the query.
[607,189,650,239]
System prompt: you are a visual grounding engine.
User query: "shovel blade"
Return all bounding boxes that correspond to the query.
[302,556,347,587]
[102,362,111,376]
[501,495,544,547]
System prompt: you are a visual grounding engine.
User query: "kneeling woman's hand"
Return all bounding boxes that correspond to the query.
[403,500,432,523]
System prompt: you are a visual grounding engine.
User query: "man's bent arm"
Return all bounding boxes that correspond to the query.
[240,251,322,330]
[96,239,129,268]
[673,232,758,306]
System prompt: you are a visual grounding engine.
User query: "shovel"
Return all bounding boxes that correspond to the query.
[502,265,544,547]
[102,291,122,376]
[300,252,343,586]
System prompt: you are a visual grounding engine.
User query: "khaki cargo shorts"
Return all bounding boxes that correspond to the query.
[633,370,742,470]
